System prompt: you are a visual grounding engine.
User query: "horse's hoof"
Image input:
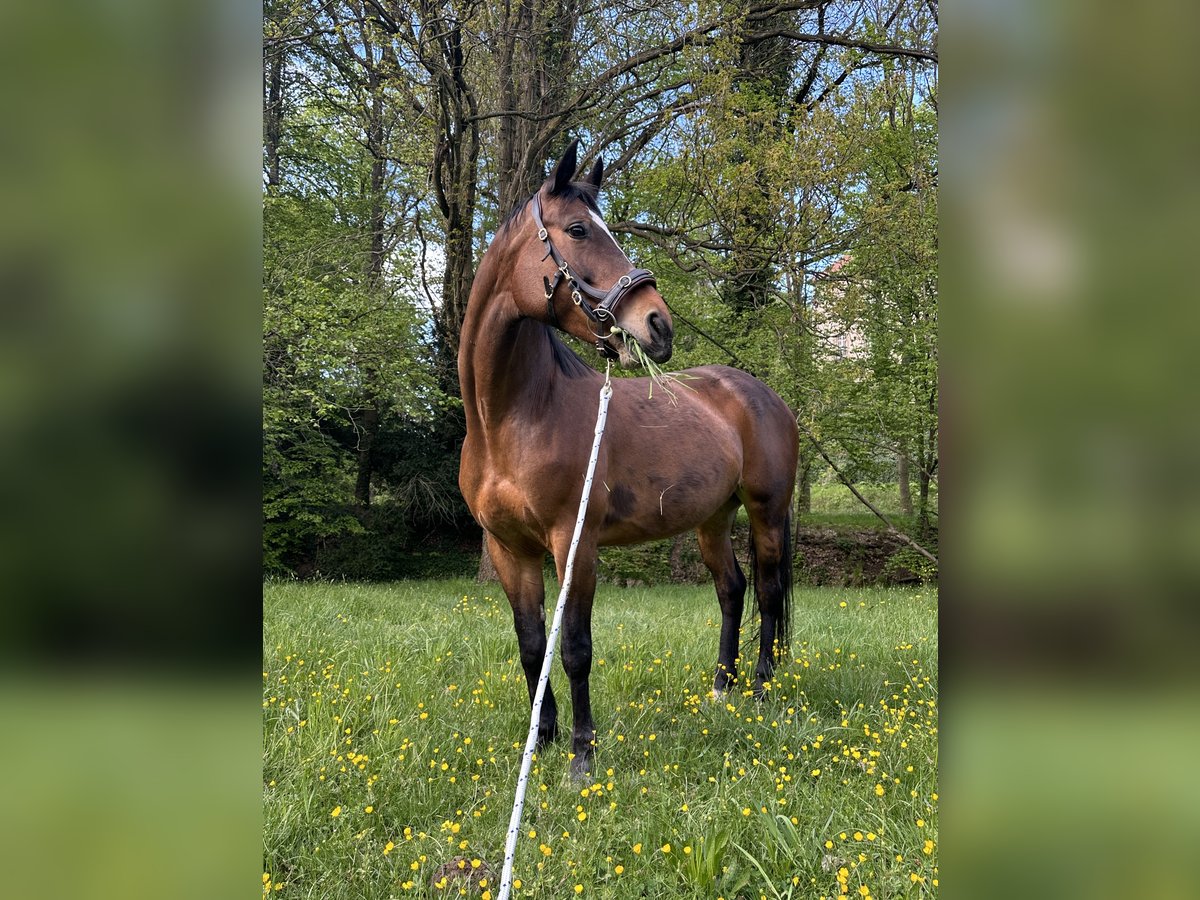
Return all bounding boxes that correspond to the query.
[568,756,592,782]
[706,687,731,707]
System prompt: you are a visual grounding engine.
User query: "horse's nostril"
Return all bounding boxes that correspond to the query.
[647,311,669,341]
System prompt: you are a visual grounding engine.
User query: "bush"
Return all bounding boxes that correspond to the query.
[312,504,476,581]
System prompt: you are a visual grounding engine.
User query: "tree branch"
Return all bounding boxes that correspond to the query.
[609,220,735,252]
[362,0,400,35]
[748,28,937,63]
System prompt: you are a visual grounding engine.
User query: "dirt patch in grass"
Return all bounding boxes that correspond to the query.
[793,525,925,586]
[598,523,935,587]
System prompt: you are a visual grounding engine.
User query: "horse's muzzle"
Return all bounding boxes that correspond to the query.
[646,337,673,364]
[645,310,673,363]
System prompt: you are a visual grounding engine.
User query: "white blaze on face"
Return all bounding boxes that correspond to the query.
[589,209,633,266]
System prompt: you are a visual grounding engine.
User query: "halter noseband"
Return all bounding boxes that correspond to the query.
[530,192,656,352]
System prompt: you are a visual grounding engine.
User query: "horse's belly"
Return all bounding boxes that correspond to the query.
[597,471,738,545]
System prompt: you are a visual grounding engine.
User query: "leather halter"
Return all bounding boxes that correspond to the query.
[529,192,656,349]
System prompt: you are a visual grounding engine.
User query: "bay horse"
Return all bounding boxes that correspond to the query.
[458,140,799,777]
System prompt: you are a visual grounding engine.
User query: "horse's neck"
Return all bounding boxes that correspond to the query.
[459,288,589,438]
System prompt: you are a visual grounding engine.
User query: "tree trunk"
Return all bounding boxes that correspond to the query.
[717,14,798,327]
[264,45,283,190]
[477,534,499,582]
[354,403,380,511]
[353,69,388,512]
[428,16,480,391]
[797,453,812,514]
[918,395,937,538]
[495,0,581,214]
[917,424,935,538]
[917,463,930,537]
[898,450,913,516]
[669,533,690,582]
[470,2,581,585]
[367,70,387,279]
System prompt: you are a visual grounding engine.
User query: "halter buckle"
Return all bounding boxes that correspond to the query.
[537,228,548,242]
[572,290,583,306]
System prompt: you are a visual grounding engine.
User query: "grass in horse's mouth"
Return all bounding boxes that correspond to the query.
[608,326,694,401]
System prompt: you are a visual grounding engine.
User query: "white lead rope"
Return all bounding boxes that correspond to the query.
[496,365,613,900]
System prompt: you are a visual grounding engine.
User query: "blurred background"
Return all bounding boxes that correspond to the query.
[0,2,261,898]
[0,0,1197,897]
[946,1,1200,897]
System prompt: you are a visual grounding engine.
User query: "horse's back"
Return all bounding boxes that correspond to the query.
[680,365,795,429]
[681,365,798,501]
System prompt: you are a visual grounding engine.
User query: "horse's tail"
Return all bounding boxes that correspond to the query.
[779,510,793,654]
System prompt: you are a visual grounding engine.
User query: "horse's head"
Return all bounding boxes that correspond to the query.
[513,140,673,366]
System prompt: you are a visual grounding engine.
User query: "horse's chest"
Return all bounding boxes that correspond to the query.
[467,468,552,543]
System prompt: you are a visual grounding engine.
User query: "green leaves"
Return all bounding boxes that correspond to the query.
[678,825,736,894]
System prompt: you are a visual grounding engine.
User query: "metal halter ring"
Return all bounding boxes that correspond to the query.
[572,290,583,305]
[618,274,632,288]
[537,228,548,241]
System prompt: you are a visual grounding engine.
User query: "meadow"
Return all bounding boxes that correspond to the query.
[263,580,938,899]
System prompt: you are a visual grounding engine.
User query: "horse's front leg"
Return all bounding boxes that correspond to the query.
[552,534,598,780]
[487,533,558,747]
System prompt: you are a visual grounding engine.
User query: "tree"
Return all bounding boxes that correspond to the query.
[262,20,438,570]
[838,80,938,533]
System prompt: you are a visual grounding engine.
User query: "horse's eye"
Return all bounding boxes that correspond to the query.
[566,223,589,240]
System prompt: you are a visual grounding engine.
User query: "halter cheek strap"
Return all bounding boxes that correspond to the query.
[530,193,656,333]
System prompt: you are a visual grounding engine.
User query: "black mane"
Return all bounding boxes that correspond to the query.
[546,326,593,379]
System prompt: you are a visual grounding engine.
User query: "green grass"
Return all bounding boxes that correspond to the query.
[805,482,938,521]
[263,580,938,899]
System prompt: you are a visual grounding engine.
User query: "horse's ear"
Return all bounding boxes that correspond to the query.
[549,139,579,196]
[585,156,604,190]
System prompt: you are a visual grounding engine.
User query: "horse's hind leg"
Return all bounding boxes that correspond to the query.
[743,498,794,696]
[487,533,558,747]
[697,499,747,697]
